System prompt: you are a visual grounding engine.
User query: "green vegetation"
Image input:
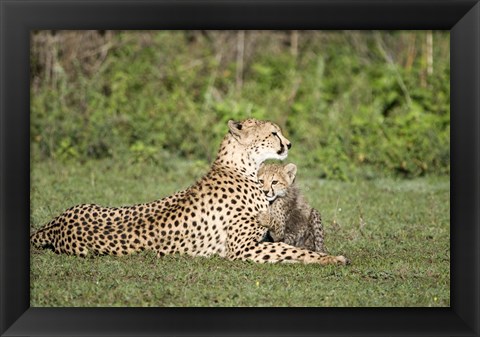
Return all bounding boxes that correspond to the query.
[31,30,449,180]
[30,31,450,307]
[30,159,450,307]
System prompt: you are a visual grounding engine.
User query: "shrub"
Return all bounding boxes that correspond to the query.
[30,30,450,180]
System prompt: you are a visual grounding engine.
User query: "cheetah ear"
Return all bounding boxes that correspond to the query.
[228,120,244,139]
[258,162,266,175]
[283,163,297,183]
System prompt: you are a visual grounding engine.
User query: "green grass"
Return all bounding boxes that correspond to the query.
[30,158,450,307]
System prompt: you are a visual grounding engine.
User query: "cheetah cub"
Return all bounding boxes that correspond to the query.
[257,163,326,253]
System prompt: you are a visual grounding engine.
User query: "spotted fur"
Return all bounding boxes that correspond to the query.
[257,163,327,253]
[31,119,347,265]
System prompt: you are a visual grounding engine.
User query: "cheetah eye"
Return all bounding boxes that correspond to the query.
[272,180,278,185]
[271,132,278,136]
[259,179,264,184]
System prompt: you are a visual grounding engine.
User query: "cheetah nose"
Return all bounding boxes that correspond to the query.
[287,143,292,149]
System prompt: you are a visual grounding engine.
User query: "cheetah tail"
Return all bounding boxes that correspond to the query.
[30,226,53,249]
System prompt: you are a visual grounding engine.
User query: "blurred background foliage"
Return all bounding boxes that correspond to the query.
[30,30,449,180]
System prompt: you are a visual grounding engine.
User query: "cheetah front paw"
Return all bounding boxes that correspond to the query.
[319,254,351,265]
[256,211,272,228]
[334,255,351,265]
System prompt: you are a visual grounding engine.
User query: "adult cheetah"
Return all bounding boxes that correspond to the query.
[31,118,348,264]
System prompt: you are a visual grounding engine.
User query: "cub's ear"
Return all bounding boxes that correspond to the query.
[283,163,297,183]
[228,120,244,139]
[258,163,266,176]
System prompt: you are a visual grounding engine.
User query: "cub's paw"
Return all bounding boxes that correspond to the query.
[256,211,272,228]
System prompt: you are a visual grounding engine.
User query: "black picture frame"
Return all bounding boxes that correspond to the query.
[1,0,479,336]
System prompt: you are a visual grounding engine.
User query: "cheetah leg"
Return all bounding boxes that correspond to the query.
[234,241,349,265]
[286,225,309,247]
[310,209,326,253]
[228,217,349,265]
[257,211,285,242]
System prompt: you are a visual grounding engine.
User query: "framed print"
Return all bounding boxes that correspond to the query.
[1,1,479,336]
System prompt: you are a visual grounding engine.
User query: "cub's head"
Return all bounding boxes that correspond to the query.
[258,163,297,202]
[228,119,291,165]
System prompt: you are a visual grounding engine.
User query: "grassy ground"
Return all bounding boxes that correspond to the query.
[30,159,450,307]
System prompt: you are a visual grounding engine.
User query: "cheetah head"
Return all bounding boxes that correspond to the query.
[228,119,291,166]
[258,163,297,202]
